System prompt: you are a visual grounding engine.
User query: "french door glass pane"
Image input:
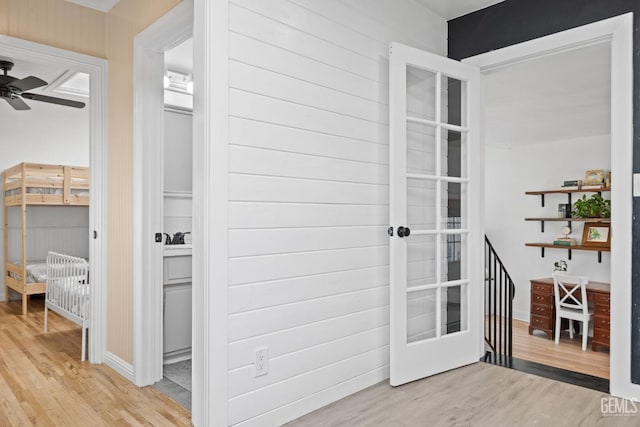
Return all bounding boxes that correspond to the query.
[441,75,466,127]
[441,284,468,335]
[441,181,467,228]
[441,231,468,282]
[407,122,436,175]
[407,234,437,289]
[442,130,466,179]
[406,66,436,121]
[407,288,437,343]
[407,178,437,230]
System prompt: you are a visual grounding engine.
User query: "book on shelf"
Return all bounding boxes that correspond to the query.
[563,180,583,187]
[561,185,579,190]
[553,238,577,246]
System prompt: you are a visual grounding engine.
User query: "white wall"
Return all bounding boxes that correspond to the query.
[485,135,611,320]
[224,0,446,424]
[0,101,90,300]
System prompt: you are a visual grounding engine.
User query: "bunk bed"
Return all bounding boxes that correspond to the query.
[3,162,89,315]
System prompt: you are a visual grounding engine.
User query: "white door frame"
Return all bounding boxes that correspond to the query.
[463,13,634,399]
[192,0,229,425]
[132,0,192,387]
[0,35,109,364]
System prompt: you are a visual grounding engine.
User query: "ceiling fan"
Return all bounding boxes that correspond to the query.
[0,58,85,110]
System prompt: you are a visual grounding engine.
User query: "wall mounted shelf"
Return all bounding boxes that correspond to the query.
[525,187,611,262]
[525,187,610,207]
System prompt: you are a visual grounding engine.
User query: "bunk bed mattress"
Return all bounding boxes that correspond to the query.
[8,260,89,283]
[8,261,48,283]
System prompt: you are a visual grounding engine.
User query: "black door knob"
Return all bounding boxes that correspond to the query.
[397,226,411,238]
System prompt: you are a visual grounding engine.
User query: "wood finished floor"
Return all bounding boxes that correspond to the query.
[0,298,191,426]
[513,318,610,379]
[288,363,638,426]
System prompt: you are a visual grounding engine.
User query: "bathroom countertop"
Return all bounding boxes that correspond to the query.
[163,244,192,257]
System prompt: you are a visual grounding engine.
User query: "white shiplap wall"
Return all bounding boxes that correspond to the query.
[226,0,446,424]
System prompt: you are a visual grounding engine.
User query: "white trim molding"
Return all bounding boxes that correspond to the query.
[104,351,135,383]
[132,0,193,387]
[464,12,635,400]
[0,35,109,365]
[192,0,229,425]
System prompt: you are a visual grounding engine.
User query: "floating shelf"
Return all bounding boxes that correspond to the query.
[527,188,610,207]
[525,187,610,196]
[525,217,610,232]
[525,242,609,262]
[524,217,610,222]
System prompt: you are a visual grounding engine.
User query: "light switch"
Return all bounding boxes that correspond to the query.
[635,174,640,197]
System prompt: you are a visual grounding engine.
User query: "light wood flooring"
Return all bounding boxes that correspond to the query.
[0,298,191,426]
[288,363,637,426]
[513,318,610,379]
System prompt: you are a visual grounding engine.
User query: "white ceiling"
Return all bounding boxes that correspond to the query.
[415,0,505,20]
[483,42,611,148]
[66,0,502,18]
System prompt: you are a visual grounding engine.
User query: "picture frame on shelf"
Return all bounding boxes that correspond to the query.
[581,222,611,248]
[584,169,605,185]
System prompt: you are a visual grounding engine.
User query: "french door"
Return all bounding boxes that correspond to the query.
[389,43,481,386]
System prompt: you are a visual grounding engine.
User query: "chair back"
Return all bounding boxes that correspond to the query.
[552,272,589,315]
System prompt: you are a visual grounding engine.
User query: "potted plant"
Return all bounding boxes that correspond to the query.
[571,194,611,218]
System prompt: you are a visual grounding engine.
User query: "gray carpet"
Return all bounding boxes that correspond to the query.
[163,359,192,392]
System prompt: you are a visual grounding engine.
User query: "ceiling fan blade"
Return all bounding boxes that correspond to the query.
[3,96,30,110]
[0,75,17,86]
[7,76,47,92]
[21,92,85,109]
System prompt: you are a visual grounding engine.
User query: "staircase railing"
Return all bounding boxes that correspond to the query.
[484,235,514,361]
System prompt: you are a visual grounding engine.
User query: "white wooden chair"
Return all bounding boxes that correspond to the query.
[552,272,594,351]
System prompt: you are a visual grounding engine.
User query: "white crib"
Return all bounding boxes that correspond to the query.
[44,252,90,361]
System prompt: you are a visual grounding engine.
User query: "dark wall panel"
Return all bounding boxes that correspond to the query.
[448,0,640,383]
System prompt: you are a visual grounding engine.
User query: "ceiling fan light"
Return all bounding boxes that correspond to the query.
[186,80,193,94]
[163,75,170,89]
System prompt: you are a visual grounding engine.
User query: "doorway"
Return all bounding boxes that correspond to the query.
[0,35,108,364]
[132,0,193,398]
[463,13,633,397]
[483,41,612,382]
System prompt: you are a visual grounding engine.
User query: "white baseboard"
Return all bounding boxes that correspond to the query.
[513,310,529,322]
[235,366,389,427]
[104,351,135,383]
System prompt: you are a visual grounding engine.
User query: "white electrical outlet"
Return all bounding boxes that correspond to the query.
[254,347,269,377]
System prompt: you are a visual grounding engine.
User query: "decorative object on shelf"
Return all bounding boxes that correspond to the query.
[553,260,568,272]
[553,226,576,246]
[557,203,571,218]
[584,169,605,186]
[572,194,611,218]
[605,171,611,188]
[581,222,611,248]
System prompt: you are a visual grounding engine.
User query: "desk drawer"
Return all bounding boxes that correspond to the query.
[594,293,610,305]
[530,315,552,330]
[594,315,610,331]
[595,305,610,316]
[531,303,552,317]
[593,328,610,345]
[531,282,553,294]
[531,292,552,306]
